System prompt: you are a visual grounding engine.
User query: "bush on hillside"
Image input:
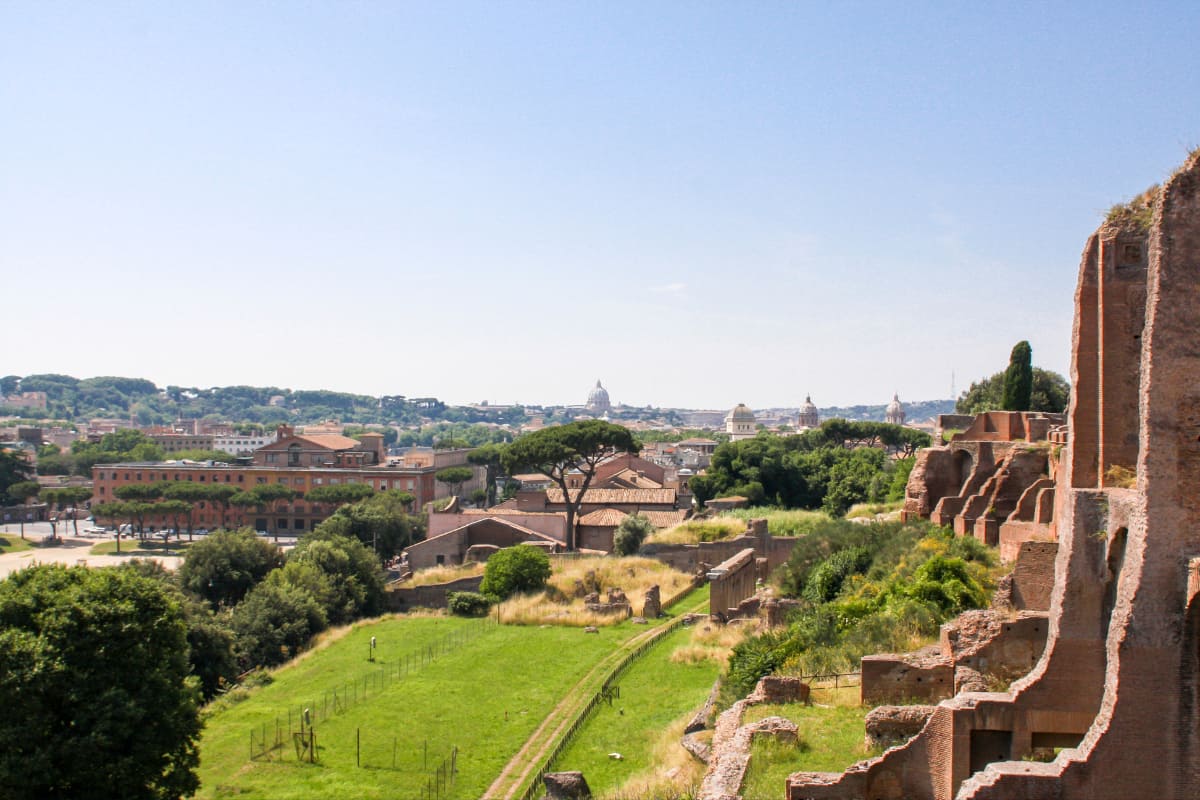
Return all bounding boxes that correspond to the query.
[479,545,551,600]
[448,591,492,617]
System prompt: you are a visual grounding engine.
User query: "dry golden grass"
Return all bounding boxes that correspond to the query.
[648,518,744,545]
[669,619,752,665]
[498,556,695,627]
[401,561,482,586]
[601,714,703,800]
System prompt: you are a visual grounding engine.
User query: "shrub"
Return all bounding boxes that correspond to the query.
[613,513,653,556]
[479,544,551,599]
[447,591,493,616]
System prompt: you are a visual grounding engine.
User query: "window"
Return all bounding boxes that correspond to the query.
[294,519,305,530]
[266,453,278,464]
[288,444,301,466]
[294,478,304,486]
[224,474,231,482]
[278,477,288,485]
[256,477,266,485]
[238,475,245,483]
[200,475,207,482]
[277,519,288,529]
[136,473,142,480]
[435,554,445,565]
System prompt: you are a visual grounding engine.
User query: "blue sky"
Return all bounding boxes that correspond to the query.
[3,2,1198,410]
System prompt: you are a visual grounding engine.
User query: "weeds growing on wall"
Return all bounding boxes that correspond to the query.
[725,519,996,699]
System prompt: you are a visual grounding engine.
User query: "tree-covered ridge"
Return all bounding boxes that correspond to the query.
[0,373,529,427]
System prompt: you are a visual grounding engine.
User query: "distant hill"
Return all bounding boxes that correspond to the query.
[817,399,955,424]
[0,374,527,427]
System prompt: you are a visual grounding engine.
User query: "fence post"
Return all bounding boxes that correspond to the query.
[356,727,360,767]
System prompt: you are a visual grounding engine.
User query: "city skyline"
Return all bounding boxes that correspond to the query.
[4,3,1199,408]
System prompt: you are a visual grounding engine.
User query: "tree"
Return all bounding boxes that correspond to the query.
[286,534,385,623]
[501,420,639,550]
[91,501,128,552]
[467,444,504,506]
[0,564,202,800]
[435,466,473,499]
[957,367,1069,415]
[310,489,421,561]
[5,480,40,540]
[480,544,551,599]
[230,580,327,669]
[177,528,283,608]
[1003,340,1034,411]
[161,482,211,540]
[304,483,375,506]
[205,484,240,530]
[114,483,164,538]
[612,513,653,556]
[1,451,34,500]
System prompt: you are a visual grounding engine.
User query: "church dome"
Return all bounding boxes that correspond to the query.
[797,394,819,428]
[727,403,755,423]
[586,380,611,413]
[885,393,906,425]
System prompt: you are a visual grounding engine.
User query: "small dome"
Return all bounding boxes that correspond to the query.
[797,394,819,427]
[886,392,903,413]
[801,395,817,413]
[727,403,755,422]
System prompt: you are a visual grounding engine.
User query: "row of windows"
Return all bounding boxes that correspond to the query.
[97,472,419,492]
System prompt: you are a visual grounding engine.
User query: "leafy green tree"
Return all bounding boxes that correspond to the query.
[312,490,423,560]
[501,420,639,550]
[286,534,385,623]
[468,444,504,506]
[230,580,327,668]
[435,465,473,498]
[612,513,653,556]
[177,528,283,608]
[957,367,1069,415]
[161,483,211,540]
[0,564,202,800]
[5,479,40,540]
[304,483,375,506]
[480,544,551,599]
[1003,340,1034,411]
[1,450,34,499]
[91,501,128,551]
[71,429,165,475]
[205,484,240,530]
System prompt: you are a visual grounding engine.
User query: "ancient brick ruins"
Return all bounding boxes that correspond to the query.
[789,151,1200,798]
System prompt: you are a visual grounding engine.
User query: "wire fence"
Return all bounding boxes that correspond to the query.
[248,617,495,763]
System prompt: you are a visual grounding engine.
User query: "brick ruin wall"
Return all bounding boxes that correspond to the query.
[708,547,757,620]
[789,151,1200,800]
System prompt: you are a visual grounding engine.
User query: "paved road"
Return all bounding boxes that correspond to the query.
[0,523,185,578]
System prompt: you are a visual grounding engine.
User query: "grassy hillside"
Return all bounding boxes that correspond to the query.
[197,614,648,799]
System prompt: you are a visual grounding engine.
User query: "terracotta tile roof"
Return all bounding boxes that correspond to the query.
[512,472,553,483]
[546,487,676,505]
[297,433,363,450]
[458,508,566,518]
[604,468,664,489]
[578,508,630,527]
[640,510,690,528]
[577,508,690,528]
[677,438,718,446]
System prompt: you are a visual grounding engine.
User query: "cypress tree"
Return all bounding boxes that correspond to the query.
[1002,341,1034,411]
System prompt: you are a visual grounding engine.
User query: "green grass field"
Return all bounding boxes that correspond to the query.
[89,539,192,556]
[551,622,720,797]
[0,534,34,553]
[739,701,870,800]
[197,614,650,799]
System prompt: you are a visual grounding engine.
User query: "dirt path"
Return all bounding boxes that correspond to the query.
[482,593,708,800]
